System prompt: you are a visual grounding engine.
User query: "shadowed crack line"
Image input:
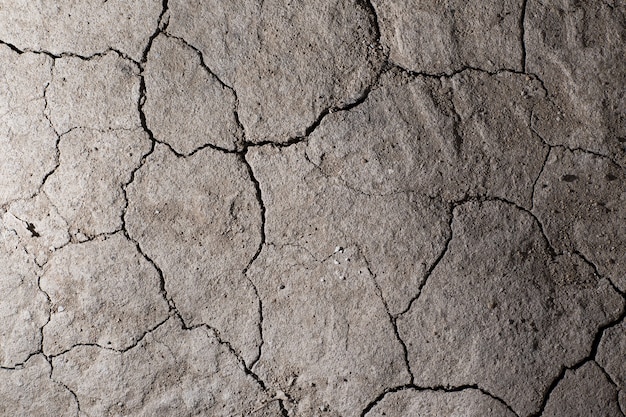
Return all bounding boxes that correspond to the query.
[182,318,272,395]
[0,39,23,54]
[574,250,626,299]
[0,38,138,64]
[396,201,456,317]
[241,150,267,370]
[48,362,82,417]
[392,61,549,96]
[118,0,178,314]
[361,252,414,384]
[34,63,62,201]
[359,384,520,417]
[520,0,528,72]
[355,0,381,43]
[46,315,172,360]
[530,103,623,168]
[246,63,386,149]
[594,359,625,404]
[530,135,552,212]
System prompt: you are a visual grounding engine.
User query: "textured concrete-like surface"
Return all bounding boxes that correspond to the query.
[1,1,624,416]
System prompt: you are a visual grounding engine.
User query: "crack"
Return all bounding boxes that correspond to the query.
[520,0,528,72]
[396,193,603,319]
[594,359,625,402]
[241,150,267,370]
[0,39,23,54]
[530,103,623,167]
[360,384,519,417]
[245,64,384,149]
[397,200,456,317]
[574,250,626,299]
[116,0,178,315]
[391,61,549,97]
[160,32,246,154]
[361,252,414,384]
[355,0,381,43]
[0,351,43,371]
[46,315,172,360]
[140,0,169,65]
[527,296,626,416]
[35,63,61,199]
[181,318,274,398]
[48,359,83,417]
[530,136,552,212]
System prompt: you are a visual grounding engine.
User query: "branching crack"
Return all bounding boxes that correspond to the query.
[46,316,171,360]
[360,384,520,417]
[241,150,267,370]
[397,201,456,317]
[361,252,414,384]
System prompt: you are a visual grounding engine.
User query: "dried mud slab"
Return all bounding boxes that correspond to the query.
[0,47,56,205]
[51,318,280,417]
[527,0,626,166]
[46,54,141,133]
[541,361,622,417]
[248,144,449,315]
[40,233,169,356]
[307,70,547,208]
[0,0,162,61]
[365,387,516,417]
[597,320,626,411]
[373,0,523,74]
[2,194,69,266]
[398,200,624,416]
[0,223,48,367]
[126,145,262,365]
[42,128,151,237]
[167,0,383,143]
[248,245,410,417]
[144,35,242,154]
[533,148,626,293]
[0,355,77,416]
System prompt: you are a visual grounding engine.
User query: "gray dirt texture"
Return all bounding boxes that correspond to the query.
[0,1,624,417]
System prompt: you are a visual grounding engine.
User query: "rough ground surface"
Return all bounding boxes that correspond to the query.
[0,1,624,416]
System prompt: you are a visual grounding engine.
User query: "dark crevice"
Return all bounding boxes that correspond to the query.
[182,318,271,395]
[241,150,267,370]
[520,0,528,72]
[51,378,82,416]
[594,359,624,399]
[530,135,552,212]
[155,32,246,153]
[574,250,625,298]
[360,384,519,417]
[245,61,385,149]
[527,306,626,416]
[46,316,171,360]
[392,61,549,95]
[118,0,175,314]
[0,351,43,371]
[35,63,62,199]
[140,0,169,64]
[397,201,456,317]
[355,0,381,43]
[161,32,232,91]
[0,39,24,54]
[530,105,622,168]
[361,252,414,384]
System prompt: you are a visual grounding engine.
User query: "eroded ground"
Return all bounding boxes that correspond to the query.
[0,1,625,416]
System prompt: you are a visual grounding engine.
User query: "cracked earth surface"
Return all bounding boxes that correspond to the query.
[0,1,624,416]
